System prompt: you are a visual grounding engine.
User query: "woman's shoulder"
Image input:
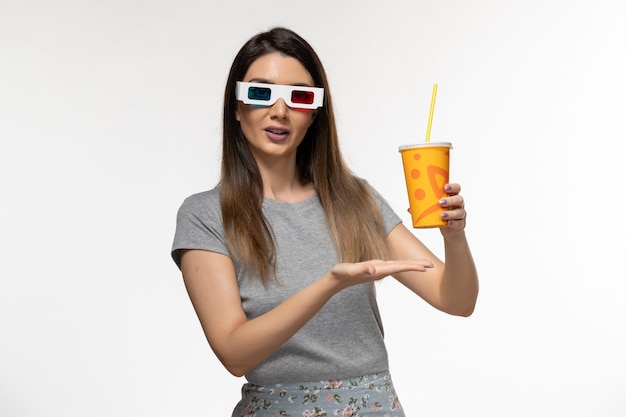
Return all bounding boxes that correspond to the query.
[356,177,385,200]
[177,186,222,217]
[182,186,220,204]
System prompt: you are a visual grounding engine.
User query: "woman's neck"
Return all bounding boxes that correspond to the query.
[257,159,314,203]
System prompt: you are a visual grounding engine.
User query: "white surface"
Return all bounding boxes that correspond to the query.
[1,0,625,416]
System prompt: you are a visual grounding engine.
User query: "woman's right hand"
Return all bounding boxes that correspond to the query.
[328,259,435,290]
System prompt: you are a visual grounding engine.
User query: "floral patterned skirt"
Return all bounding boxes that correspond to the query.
[231,370,405,417]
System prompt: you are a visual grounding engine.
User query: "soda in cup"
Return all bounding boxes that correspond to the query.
[399,142,452,228]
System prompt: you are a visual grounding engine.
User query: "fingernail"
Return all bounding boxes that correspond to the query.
[444,185,452,191]
[441,212,448,218]
[439,199,447,205]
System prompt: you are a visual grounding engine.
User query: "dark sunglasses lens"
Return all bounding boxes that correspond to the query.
[291,90,315,105]
[248,86,271,101]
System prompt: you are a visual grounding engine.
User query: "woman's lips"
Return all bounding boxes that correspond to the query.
[264,126,290,141]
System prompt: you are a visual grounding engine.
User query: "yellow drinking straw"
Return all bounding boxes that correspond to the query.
[425,83,438,142]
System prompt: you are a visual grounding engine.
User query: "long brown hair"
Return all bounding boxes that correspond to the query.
[221,27,388,282]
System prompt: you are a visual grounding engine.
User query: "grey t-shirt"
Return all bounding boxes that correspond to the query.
[171,184,402,385]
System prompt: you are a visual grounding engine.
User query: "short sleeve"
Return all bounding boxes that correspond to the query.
[171,189,230,269]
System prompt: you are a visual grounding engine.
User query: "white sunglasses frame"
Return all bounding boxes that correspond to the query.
[235,81,324,109]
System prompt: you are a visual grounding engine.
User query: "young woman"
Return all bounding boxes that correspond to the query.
[172,27,478,417]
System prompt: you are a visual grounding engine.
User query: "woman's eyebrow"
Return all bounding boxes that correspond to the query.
[248,77,271,84]
[247,78,313,87]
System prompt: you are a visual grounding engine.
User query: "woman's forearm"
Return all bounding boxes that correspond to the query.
[212,259,432,377]
[441,231,479,316]
[218,273,338,376]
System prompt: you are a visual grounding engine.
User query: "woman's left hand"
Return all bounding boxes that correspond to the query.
[439,183,467,238]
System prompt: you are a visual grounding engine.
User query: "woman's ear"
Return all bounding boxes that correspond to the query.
[309,110,317,126]
[235,109,240,122]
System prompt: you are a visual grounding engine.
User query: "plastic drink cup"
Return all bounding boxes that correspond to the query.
[399,142,452,228]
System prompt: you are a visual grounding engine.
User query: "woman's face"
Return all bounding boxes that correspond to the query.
[236,52,317,166]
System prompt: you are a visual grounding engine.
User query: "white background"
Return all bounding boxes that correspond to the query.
[1,0,625,416]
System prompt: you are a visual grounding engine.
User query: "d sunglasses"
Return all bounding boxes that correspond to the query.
[236,81,324,110]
